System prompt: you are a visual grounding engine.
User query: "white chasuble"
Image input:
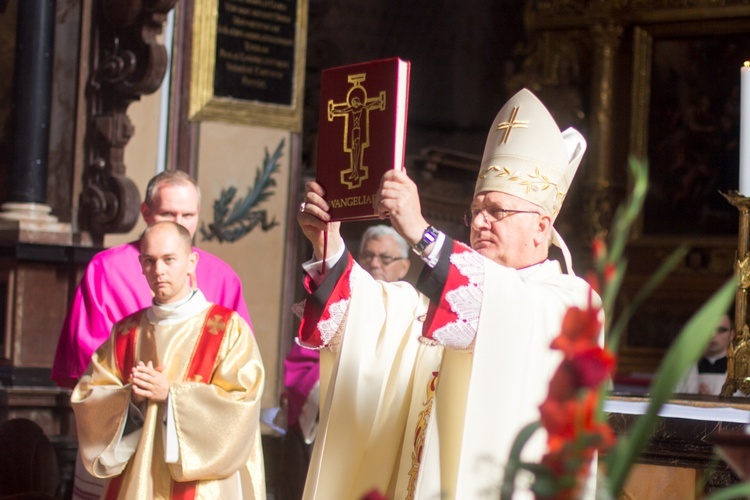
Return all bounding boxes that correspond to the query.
[72,291,265,499]
[300,242,597,500]
[451,256,594,498]
[304,263,443,500]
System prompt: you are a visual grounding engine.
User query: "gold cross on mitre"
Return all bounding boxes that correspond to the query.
[206,315,227,335]
[496,106,528,144]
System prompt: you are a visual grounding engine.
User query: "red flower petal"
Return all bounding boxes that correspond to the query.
[570,347,616,388]
[361,489,388,500]
[548,363,578,401]
[585,271,601,295]
[592,238,607,261]
[604,263,617,284]
[552,305,602,358]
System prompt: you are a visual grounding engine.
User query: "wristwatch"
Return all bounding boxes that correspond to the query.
[412,225,439,255]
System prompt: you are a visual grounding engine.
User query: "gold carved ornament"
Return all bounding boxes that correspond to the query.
[723,255,750,396]
[737,254,750,290]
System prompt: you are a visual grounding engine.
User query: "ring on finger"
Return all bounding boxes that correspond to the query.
[299,202,307,213]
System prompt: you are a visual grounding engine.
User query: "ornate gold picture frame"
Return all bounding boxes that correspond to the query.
[630,23,750,240]
[189,0,308,131]
[618,18,750,375]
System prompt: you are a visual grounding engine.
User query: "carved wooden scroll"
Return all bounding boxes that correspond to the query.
[80,0,177,239]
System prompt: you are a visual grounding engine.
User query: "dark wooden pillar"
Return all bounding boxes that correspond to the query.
[8,0,56,205]
[0,0,68,236]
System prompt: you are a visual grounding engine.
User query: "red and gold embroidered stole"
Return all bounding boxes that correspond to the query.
[106,304,234,500]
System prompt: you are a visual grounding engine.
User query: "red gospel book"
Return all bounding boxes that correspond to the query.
[315,57,411,221]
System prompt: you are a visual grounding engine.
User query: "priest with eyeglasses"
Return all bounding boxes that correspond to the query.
[296,88,600,499]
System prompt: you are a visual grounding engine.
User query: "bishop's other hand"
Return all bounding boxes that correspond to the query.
[374,168,429,247]
[297,180,343,260]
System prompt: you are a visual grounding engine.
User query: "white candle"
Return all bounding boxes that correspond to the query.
[740,61,750,195]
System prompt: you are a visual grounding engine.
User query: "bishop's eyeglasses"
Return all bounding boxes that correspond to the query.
[359,252,406,266]
[463,207,540,226]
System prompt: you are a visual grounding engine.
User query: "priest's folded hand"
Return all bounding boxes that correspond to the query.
[131,360,170,403]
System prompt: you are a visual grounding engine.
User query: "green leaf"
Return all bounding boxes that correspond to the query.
[606,245,689,351]
[696,455,722,496]
[601,259,627,334]
[501,421,542,500]
[705,482,750,500]
[530,472,559,498]
[606,156,648,266]
[605,276,736,495]
[598,156,649,330]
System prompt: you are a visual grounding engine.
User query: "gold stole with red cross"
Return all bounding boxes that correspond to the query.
[105,304,234,500]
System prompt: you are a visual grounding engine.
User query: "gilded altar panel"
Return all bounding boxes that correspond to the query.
[518,0,750,374]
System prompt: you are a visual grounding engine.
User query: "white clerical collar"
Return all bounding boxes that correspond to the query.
[147,289,211,325]
[517,259,557,278]
[704,353,727,365]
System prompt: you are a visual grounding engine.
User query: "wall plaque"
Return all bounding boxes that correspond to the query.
[190,0,307,131]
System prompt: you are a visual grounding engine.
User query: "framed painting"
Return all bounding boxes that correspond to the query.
[189,0,308,131]
[630,24,750,238]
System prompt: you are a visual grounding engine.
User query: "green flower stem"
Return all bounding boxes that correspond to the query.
[501,421,542,500]
[605,277,736,495]
[606,245,688,351]
[705,482,750,500]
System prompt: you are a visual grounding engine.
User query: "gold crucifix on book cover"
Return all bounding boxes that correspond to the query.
[315,57,410,221]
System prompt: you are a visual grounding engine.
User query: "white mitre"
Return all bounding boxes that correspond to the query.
[475,88,587,273]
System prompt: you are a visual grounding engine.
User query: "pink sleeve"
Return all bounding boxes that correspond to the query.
[283,343,320,428]
[52,246,147,387]
[226,283,252,329]
[52,266,107,387]
[194,249,253,330]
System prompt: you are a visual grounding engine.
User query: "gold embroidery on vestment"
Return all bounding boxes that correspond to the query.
[406,371,439,499]
[206,315,226,335]
[117,318,138,335]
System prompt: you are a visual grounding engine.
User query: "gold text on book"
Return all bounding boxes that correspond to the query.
[328,194,376,210]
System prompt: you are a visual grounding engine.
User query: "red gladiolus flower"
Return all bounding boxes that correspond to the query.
[586,271,601,295]
[547,363,578,401]
[538,390,615,499]
[551,305,602,358]
[361,489,388,500]
[604,263,617,284]
[540,398,577,446]
[537,299,617,500]
[570,346,616,389]
[592,238,607,261]
[542,385,613,447]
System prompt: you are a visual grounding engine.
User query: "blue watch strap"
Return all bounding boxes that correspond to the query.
[413,226,439,255]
